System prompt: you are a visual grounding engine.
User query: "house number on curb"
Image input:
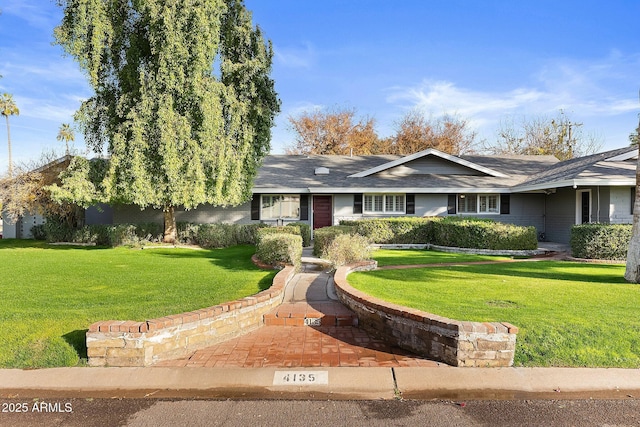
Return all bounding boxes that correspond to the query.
[273,371,329,386]
[304,318,322,326]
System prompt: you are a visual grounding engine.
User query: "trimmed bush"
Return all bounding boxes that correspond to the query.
[256,233,303,270]
[313,225,356,257]
[289,221,311,247]
[42,217,74,243]
[431,217,537,250]
[177,222,268,247]
[256,225,301,243]
[571,223,632,260]
[341,217,437,244]
[325,233,372,267]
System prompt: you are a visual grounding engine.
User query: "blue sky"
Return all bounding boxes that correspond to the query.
[1,1,639,171]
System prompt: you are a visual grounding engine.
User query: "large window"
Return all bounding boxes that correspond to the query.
[364,194,405,214]
[261,195,300,219]
[458,194,499,214]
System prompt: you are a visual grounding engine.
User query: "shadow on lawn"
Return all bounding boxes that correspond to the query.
[63,329,88,361]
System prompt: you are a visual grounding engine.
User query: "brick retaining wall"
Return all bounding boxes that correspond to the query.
[333,261,518,367]
[86,266,296,367]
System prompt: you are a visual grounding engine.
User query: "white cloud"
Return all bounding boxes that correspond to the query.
[386,52,640,143]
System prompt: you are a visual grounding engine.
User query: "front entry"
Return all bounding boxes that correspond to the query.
[312,196,332,230]
[576,189,592,224]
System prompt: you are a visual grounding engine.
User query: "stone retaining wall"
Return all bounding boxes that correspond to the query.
[333,261,518,367]
[86,266,295,367]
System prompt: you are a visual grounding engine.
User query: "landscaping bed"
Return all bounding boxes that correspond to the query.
[347,249,640,368]
[0,241,276,368]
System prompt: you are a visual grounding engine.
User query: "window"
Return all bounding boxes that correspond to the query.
[363,194,405,214]
[457,194,499,214]
[458,194,477,213]
[261,195,300,219]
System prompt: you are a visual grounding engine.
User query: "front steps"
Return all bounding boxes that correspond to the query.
[264,302,358,327]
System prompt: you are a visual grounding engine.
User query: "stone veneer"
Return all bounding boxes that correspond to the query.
[333,261,518,367]
[86,265,296,367]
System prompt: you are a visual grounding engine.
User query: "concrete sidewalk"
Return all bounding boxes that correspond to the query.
[1,366,640,400]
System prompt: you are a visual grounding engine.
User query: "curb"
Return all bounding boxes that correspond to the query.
[2,367,639,400]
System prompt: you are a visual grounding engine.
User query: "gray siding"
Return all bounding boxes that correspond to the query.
[545,188,576,244]
[382,156,483,176]
[113,202,253,225]
[86,204,114,225]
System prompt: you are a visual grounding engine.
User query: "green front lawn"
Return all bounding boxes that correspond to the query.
[0,240,276,368]
[349,251,640,367]
[373,249,510,266]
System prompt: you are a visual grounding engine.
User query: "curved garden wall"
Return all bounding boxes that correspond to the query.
[86,265,296,367]
[333,261,518,367]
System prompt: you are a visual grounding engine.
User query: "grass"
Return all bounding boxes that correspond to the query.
[0,240,276,368]
[349,251,640,368]
[372,248,510,266]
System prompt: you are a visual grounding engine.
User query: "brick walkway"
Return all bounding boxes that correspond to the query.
[155,255,444,368]
[155,325,442,368]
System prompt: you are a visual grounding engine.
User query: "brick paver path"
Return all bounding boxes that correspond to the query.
[155,257,444,368]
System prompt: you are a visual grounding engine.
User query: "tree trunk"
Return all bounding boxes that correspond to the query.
[625,152,640,283]
[163,205,177,243]
[6,115,12,178]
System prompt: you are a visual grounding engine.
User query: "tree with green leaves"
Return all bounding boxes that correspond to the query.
[0,93,19,177]
[56,123,75,155]
[51,0,279,242]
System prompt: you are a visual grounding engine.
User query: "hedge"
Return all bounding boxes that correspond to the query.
[289,221,311,247]
[256,225,301,243]
[255,233,303,270]
[177,223,268,248]
[431,217,538,250]
[570,223,632,260]
[340,217,438,244]
[339,217,537,250]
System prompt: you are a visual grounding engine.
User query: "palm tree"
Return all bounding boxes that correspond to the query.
[57,123,75,155]
[0,93,19,177]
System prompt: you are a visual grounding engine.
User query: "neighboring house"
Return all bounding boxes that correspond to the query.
[1,155,113,239]
[110,146,638,244]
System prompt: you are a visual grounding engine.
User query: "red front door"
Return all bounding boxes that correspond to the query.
[313,196,333,230]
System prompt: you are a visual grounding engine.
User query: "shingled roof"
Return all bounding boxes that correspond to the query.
[253,149,562,194]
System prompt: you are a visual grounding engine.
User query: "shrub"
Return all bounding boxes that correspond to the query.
[256,225,301,244]
[31,224,46,240]
[42,216,74,243]
[341,217,437,244]
[313,225,356,257]
[71,224,111,245]
[177,222,200,244]
[289,222,311,247]
[325,233,372,267]
[177,222,267,246]
[571,223,632,260]
[133,222,163,242]
[256,233,303,270]
[195,224,236,248]
[107,224,140,246]
[431,217,537,250]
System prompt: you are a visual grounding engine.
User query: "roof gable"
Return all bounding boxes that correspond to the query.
[347,148,507,178]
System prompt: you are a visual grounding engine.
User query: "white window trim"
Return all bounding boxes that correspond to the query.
[458,194,501,215]
[261,194,301,220]
[363,193,406,214]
